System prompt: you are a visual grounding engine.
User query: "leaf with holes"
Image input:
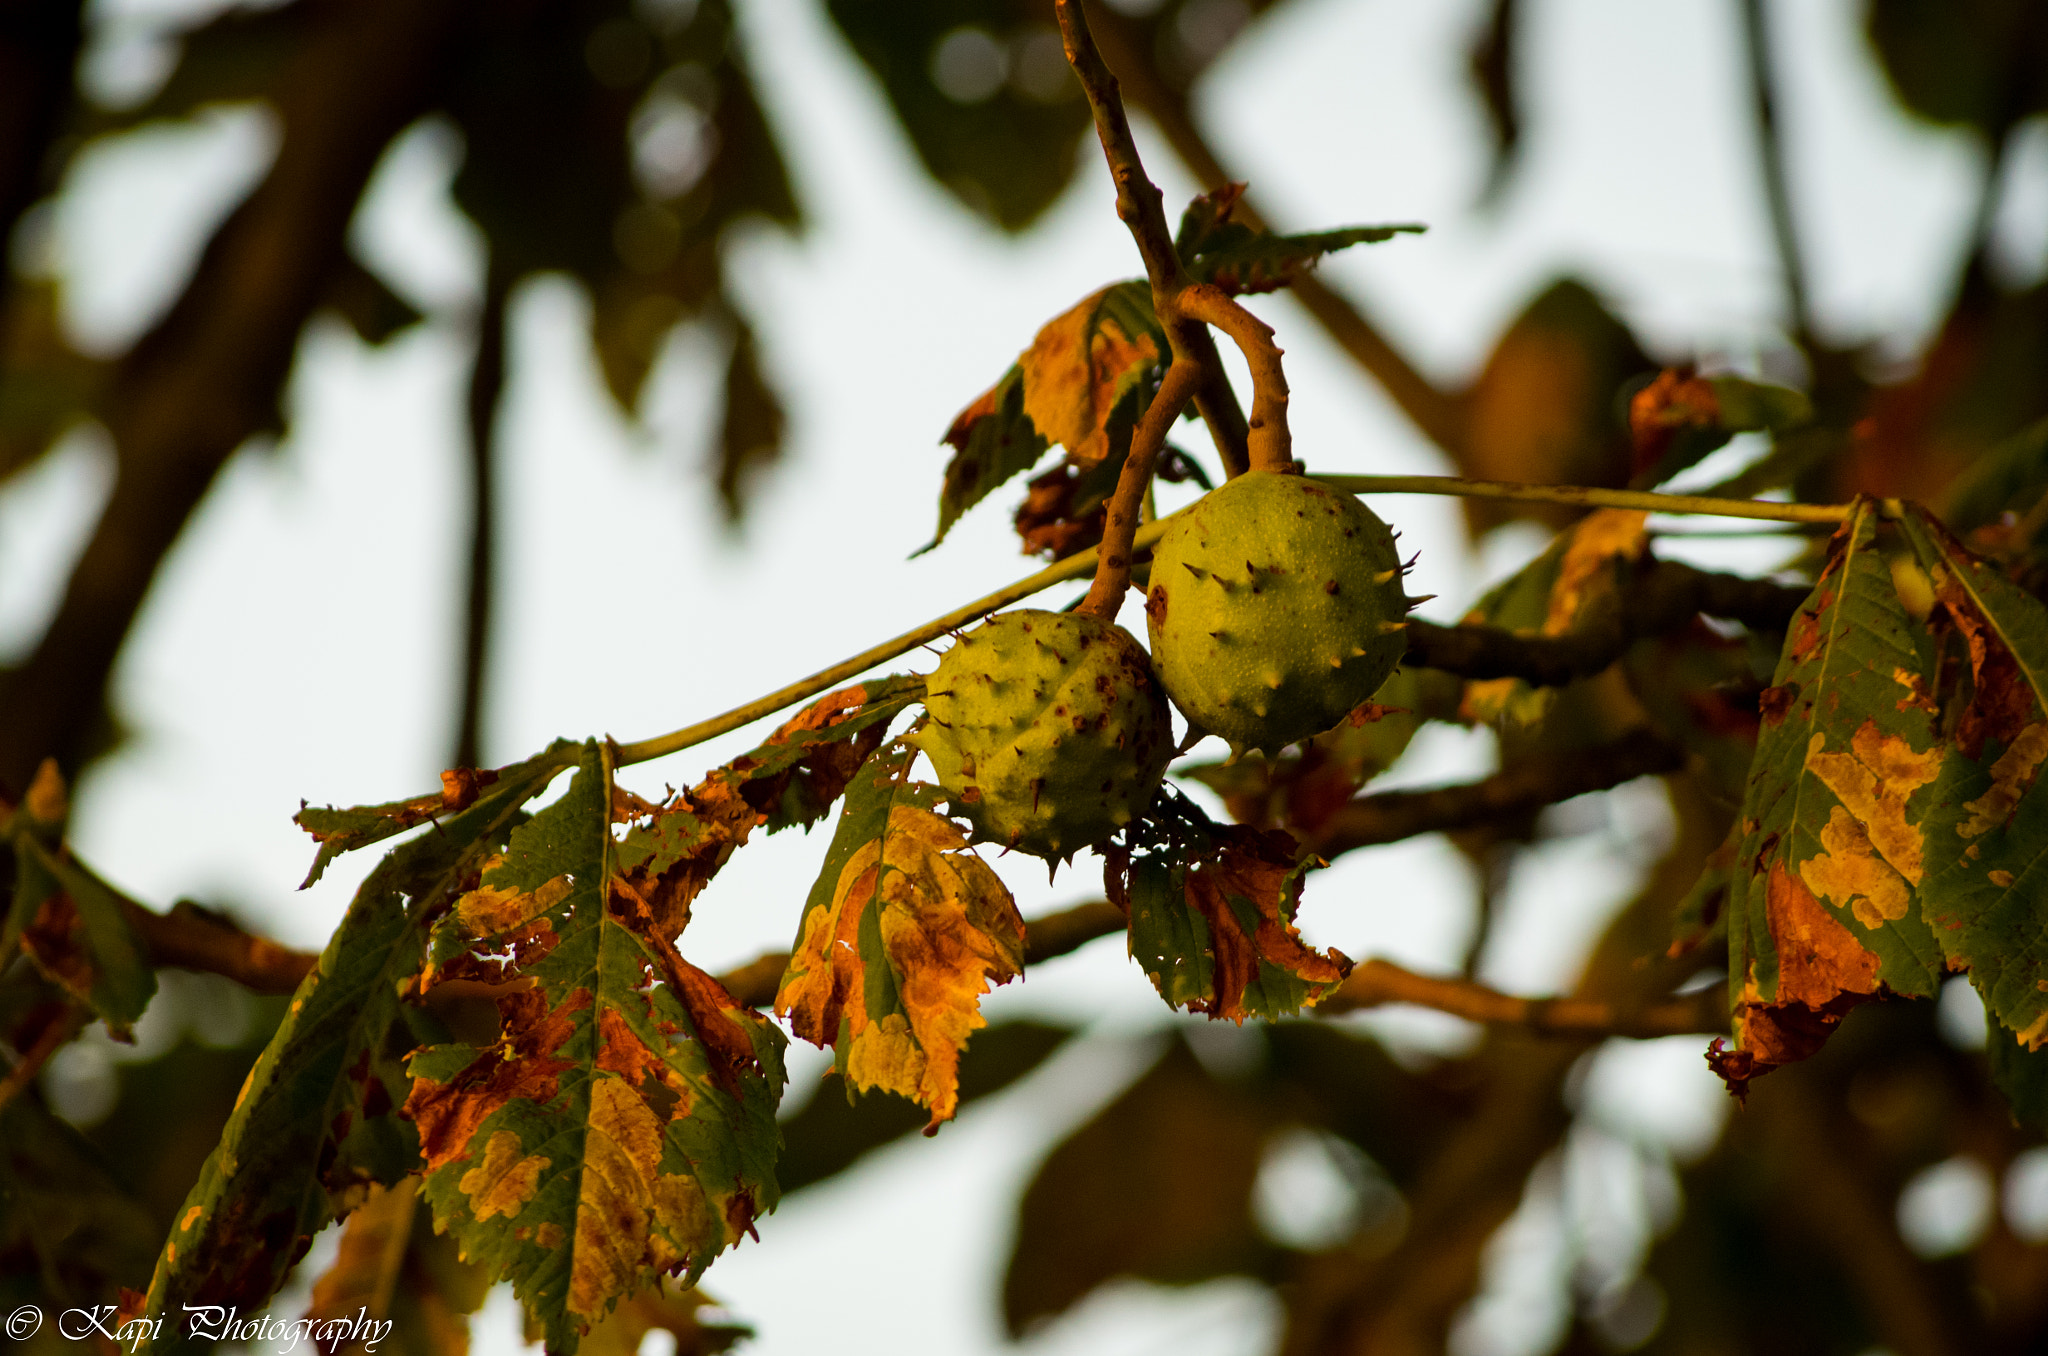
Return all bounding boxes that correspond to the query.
[1899,507,2048,1045]
[1712,502,1946,1095]
[407,744,784,1352]
[775,739,1025,1130]
[139,758,559,1346]
[1111,798,1349,1022]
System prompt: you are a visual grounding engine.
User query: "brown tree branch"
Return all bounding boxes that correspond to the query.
[0,0,471,791]
[121,898,317,995]
[1402,557,1807,685]
[0,1001,87,1114]
[1079,358,1201,617]
[453,253,511,769]
[1309,728,1685,857]
[1316,958,1722,1036]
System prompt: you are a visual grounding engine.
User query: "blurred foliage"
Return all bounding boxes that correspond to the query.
[4,1,2048,1354]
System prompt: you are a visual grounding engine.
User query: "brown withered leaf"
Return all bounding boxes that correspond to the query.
[407,746,785,1354]
[1116,795,1350,1022]
[776,741,1026,1129]
[1017,282,1164,472]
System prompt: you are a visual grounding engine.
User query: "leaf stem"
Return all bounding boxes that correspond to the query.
[611,511,1191,768]
[611,474,1846,768]
[1316,474,1851,523]
[1180,283,1292,473]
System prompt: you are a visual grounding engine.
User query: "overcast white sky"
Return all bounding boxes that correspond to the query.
[4,0,2038,1352]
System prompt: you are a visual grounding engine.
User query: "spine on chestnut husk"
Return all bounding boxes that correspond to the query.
[1145,471,1413,756]
[911,609,1173,860]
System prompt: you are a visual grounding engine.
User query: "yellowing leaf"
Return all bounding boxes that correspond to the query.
[407,747,786,1354]
[1714,502,1946,1093]
[776,742,1025,1129]
[1018,283,1165,471]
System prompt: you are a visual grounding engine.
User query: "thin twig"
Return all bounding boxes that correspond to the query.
[1320,473,1852,523]
[1081,8,1470,458]
[1178,283,1292,473]
[1056,0,1252,483]
[1055,0,1186,300]
[1079,359,1202,618]
[1307,730,1685,858]
[1315,959,1723,1035]
[612,474,1839,768]
[122,899,318,995]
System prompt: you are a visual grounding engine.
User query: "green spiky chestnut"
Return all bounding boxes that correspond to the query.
[1145,471,1411,755]
[912,609,1173,859]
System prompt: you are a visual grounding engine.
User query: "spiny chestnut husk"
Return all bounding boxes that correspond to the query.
[1146,471,1411,755]
[912,609,1173,859]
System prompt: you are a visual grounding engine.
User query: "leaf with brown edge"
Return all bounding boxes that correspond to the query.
[775,739,1025,1130]
[409,745,784,1354]
[1018,282,1165,472]
[1899,506,2048,1047]
[1459,508,1650,727]
[1114,793,1350,1022]
[138,760,558,1351]
[1716,501,1946,1092]
[294,744,578,888]
[927,363,1052,553]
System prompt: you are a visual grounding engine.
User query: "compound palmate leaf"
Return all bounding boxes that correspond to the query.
[1113,801,1350,1022]
[776,738,1026,1129]
[1899,508,2048,1044]
[407,744,784,1353]
[139,759,564,1349]
[1715,500,1945,1092]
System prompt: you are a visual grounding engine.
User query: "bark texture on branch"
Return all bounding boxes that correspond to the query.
[1403,558,1806,686]
[1309,728,1685,857]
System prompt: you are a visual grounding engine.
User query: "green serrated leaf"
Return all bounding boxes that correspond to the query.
[407,744,785,1353]
[1898,507,2048,1043]
[1720,501,1946,1085]
[139,763,554,1349]
[1941,416,2048,534]
[1187,223,1423,296]
[776,738,1025,1128]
